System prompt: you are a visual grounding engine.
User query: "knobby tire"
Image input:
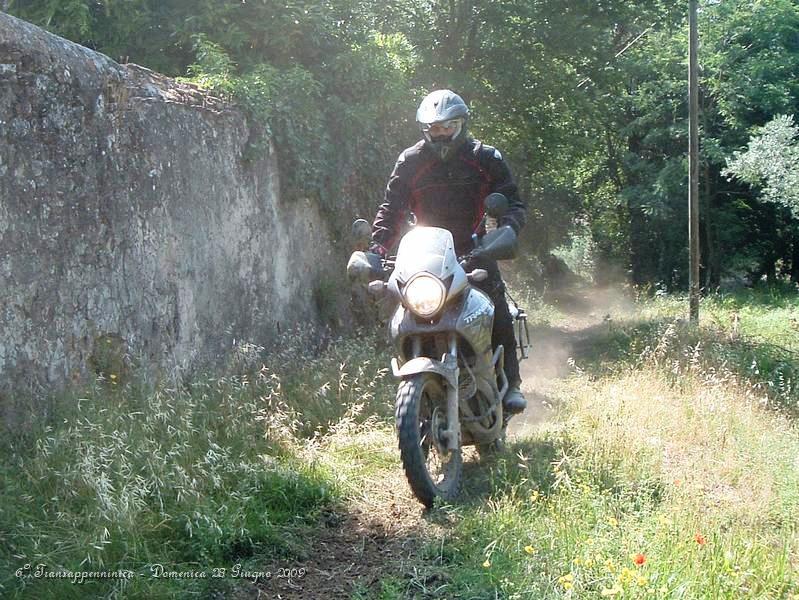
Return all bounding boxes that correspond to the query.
[395,373,462,508]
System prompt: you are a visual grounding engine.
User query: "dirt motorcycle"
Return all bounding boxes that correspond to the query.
[347,194,530,508]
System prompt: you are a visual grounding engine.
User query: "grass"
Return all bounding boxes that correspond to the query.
[0,329,394,599]
[2,283,799,598]
[426,369,798,598]
[364,282,799,598]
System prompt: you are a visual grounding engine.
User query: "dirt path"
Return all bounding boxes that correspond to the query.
[251,284,633,599]
[251,461,445,599]
[510,284,634,437]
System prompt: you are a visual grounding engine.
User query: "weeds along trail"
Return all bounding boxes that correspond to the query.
[261,283,799,598]
[3,285,798,598]
[490,282,799,599]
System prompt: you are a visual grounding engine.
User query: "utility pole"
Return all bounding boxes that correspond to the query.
[688,0,700,323]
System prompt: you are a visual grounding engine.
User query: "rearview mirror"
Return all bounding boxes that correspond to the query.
[485,193,508,218]
[478,225,517,261]
[351,218,371,250]
[347,251,383,282]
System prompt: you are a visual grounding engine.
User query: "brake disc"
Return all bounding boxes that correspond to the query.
[429,406,449,455]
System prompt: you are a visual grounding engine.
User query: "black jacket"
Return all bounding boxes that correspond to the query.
[371,138,526,257]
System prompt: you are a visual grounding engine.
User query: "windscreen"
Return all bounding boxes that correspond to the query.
[394,227,458,282]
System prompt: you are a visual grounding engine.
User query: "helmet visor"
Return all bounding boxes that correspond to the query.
[421,118,464,143]
[420,118,463,133]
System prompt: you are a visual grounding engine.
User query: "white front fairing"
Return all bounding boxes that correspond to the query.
[387,227,506,450]
[392,227,468,297]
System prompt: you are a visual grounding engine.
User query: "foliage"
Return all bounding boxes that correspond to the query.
[178,12,417,224]
[7,0,799,283]
[0,329,394,598]
[602,0,799,287]
[724,115,799,216]
[7,0,192,73]
[552,221,597,282]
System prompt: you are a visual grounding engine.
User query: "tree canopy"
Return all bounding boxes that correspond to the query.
[7,0,799,287]
[725,115,799,217]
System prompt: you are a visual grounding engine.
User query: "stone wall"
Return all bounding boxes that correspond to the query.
[0,13,336,410]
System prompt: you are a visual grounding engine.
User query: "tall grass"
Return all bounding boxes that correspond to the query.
[4,282,799,599]
[374,284,799,599]
[0,329,393,598]
[420,367,799,597]
[561,284,799,415]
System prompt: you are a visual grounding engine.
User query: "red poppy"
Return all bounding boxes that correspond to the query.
[694,533,706,545]
[633,553,646,566]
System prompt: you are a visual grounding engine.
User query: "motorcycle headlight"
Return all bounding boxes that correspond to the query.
[404,274,446,318]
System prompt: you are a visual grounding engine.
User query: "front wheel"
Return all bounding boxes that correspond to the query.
[395,373,462,508]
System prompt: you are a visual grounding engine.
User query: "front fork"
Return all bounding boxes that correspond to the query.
[443,335,460,452]
[391,333,461,452]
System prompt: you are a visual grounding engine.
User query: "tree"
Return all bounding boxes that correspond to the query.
[9,0,799,285]
[724,115,799,216]
[592,0,799,288]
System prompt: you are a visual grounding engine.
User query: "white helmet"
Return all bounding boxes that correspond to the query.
[416,89,469,161]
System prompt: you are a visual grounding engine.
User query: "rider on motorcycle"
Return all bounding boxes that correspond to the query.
[369,89,528,414]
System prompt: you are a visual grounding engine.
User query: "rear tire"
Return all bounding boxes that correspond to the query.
[395,373,462,508]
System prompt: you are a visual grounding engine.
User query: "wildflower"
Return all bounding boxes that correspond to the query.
[632,553,646,566]
[483,558,491,568]
[607,516,618,527]
[673,479,682,486]
[110,373,117,380]
[558,574,574,590]
[619,567,635,584]
[572,557,581,565]
[524,545,536,555]
[694,533,706,545]
[637,575,648,587]
[530,490,541,502]
[658,515,673,527]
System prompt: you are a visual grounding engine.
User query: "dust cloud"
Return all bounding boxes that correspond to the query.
[509,284,635,436]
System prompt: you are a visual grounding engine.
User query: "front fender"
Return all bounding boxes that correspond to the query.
[391,357,458,389]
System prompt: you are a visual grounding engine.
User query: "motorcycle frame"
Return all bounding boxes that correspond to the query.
[389,284,507,451]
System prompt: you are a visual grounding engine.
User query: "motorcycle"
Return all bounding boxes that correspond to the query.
[347,193,529,508]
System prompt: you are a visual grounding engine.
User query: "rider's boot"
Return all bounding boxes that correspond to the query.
[503,385,527,414]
